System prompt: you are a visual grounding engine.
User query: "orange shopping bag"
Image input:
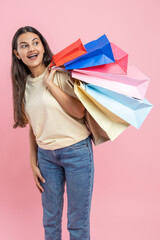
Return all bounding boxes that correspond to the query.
[50,39,87,67]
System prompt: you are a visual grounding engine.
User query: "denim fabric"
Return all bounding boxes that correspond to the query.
[37,134,94,240]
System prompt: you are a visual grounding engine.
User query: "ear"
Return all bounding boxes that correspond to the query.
[13,49,21,60]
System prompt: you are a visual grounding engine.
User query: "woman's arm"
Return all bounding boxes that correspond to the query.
[29,124,45,193]
[48,82,86,119]
[44,68,86,119]
[29,124,38,169]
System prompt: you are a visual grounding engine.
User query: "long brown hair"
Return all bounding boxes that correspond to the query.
[11,26,54,128]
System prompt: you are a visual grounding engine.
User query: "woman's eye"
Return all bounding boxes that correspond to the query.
[33,41,39,45]
[21,41,39,48]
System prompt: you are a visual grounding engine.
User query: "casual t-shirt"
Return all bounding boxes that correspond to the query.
[24,68,91,150]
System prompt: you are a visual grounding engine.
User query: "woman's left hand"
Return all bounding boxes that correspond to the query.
[43,65,86,119]
[43,65,57,89]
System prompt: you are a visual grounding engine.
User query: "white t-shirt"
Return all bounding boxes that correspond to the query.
[24,68,91,150]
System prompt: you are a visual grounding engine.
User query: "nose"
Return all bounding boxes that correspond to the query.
[28,44,35,52]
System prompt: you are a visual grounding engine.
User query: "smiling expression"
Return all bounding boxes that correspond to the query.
[13,32,45,69]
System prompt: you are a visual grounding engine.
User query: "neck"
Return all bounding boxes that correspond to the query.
[29,64,47,78]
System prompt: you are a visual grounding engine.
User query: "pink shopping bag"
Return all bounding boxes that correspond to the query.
[72,66,150,99]
[74,42,128,75]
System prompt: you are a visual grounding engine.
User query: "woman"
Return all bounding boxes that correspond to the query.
[11,26,94,240]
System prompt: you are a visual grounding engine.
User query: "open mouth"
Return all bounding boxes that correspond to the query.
[27,53,39,59]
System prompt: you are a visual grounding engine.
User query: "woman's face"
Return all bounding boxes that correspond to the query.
[13,32,45,69]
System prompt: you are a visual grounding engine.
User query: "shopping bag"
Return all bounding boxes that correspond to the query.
[73,42,128,75]
[73,80,130,141]
[50,39,87,67]
[85,111,110,146]
[64,34,115,69]
[72,66,150,99]
[66,77,110,145]
[81,82,153,129]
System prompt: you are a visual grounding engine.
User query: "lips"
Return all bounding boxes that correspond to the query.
[27,53,39,59]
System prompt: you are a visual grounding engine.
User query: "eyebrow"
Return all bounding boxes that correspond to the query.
[19,38,39,45]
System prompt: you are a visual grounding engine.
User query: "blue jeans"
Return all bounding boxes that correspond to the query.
[37,134,94,240]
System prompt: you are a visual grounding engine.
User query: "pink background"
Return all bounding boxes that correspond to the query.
[1,0,160,239]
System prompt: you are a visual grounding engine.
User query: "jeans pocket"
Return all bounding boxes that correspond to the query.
[86,136,93,161]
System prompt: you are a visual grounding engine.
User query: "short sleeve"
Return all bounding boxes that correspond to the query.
[56,71,79,100]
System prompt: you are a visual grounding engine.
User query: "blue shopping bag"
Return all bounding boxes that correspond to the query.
[64,34,115,70]
[83,83,153,129]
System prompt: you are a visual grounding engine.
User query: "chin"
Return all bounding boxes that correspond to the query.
[27,61,43,68]
[25,55,44,68]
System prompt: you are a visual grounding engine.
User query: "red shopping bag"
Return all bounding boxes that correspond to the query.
[50,39,87,68]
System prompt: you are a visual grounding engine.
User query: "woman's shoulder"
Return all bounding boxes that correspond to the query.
[56,71,72,90]
[56,71,78,99]
[56,70,70,83]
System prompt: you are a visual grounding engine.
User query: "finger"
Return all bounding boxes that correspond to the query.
[36,168,46,183]
[47,63,50,68]
[48,64,53,71]
[44,70,50,85]
[49,68,57,78]
[37,184,44,193]
[35,176,45,192]
[38,172,46,183]
[44,68,49,78]
[50,67,57,73]
[37,185,43,194]
[50,65,59,73]
[51,65,57,69]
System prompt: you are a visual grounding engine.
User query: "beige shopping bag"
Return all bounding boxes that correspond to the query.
[73,79,130,142]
